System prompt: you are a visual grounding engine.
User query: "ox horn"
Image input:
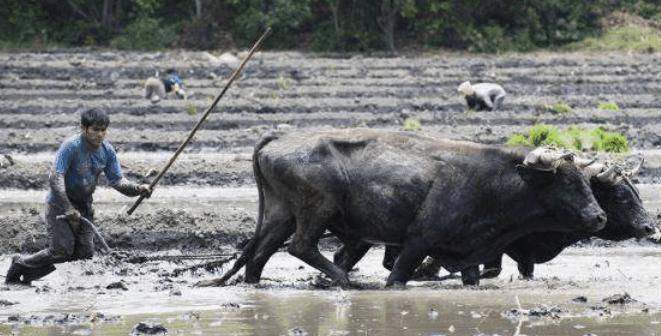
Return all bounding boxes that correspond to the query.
[625,157,644,177]
[523,148,575,169]
[583,162,605,178]
[596,164,619,183]
[575,157,597,168]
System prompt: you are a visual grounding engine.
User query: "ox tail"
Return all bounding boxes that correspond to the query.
[214,134,279,285]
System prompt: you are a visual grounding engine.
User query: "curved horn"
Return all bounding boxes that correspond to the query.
[596,164,619,183]
[627,157,644,177]
[583,162,605,178]
[523,148,574,168]
[575,157,598,168]
[539,151,574,165]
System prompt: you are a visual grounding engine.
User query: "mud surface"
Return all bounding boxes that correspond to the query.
[1,50,661,334]
[2,247,661,335]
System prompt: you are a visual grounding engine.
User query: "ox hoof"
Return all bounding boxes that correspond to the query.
[385,281,407,289]
[312,275,350,289]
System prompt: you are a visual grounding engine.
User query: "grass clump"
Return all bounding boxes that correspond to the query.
[545,102,573,114]
[276,74,290,90]
[507,124,629,153]
[506,133,528,146]
[184,103,197,116]
[590,127,630,153]
[402,117,421,131]
[598,101,620,111]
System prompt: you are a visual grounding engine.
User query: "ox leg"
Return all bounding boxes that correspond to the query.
[287,215,350,288]
[245,218,296,283]
[517,261,534,280]
[386,243,427,287]
[382,246,401,271]
[481,256,503,279]
[333,241,372,273]
[411,257,443,280]
[460,266,480,286]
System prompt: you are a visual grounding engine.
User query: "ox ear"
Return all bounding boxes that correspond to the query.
[516,164,555,187]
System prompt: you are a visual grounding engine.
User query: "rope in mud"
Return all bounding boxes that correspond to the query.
[170,253,238,277]
[110,252,236,264]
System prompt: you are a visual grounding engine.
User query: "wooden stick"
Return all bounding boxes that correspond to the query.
[127,27,272,215]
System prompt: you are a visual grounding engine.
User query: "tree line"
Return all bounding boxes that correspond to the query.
[1,0,658,52]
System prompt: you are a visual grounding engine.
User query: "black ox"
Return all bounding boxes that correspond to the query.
[479,159,654,280]
[198,129,606,287]
[346,158,654,285]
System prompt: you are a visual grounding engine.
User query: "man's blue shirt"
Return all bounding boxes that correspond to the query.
[46,135,123,205]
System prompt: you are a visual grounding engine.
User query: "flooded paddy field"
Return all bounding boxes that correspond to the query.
[2,247,661,335]
[1,50,660,334]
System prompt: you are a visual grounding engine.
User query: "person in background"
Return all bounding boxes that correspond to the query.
[144,69,187,103]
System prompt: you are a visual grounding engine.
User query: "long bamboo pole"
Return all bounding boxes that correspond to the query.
[127,27,272,215]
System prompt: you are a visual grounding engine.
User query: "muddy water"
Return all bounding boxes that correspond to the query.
[2,247,661,335]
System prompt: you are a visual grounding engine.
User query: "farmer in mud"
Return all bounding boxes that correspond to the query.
[5,108,152,285]
[457,81,506,111]
[144,68,187,103]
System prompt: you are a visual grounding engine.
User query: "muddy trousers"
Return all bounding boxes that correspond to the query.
[17,202,95,280]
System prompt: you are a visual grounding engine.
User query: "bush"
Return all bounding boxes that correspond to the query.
[566,25,661,53]
[111,17,176,50]
[598,101,620,111]
[177,19,221,50]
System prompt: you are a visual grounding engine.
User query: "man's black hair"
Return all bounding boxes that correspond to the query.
[81,108,110,128]
[165,68,177,74]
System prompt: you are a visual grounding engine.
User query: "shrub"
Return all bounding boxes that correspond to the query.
[402,117,421,131]
[566,25,661,53]
[598,101,620,111]
[110,17,176,50]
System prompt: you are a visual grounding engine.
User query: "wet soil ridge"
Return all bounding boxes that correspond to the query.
[0,52,660,155]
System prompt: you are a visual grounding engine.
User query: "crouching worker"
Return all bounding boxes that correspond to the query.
[457,81,506,111]
[5,108,152,285]
[144,69,186,103]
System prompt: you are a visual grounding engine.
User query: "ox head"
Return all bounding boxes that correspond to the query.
[578,157,654,239]
[516,147,606,233]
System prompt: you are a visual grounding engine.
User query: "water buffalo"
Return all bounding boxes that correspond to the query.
[478,159,654,280]
[198,129,606,288]
[362,158,654,284]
